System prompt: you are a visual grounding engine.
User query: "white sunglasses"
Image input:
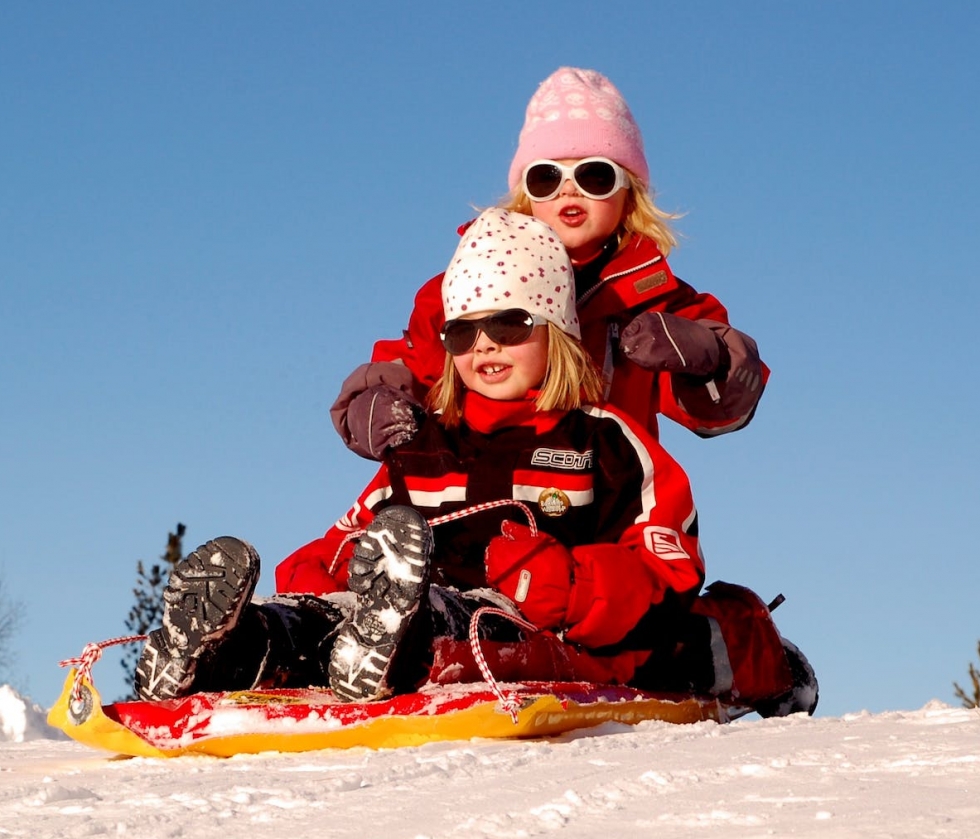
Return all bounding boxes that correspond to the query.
[521,157,631,202]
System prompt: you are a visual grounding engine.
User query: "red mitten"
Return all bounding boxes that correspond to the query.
[484,521,575,630]
[275,537,349,596]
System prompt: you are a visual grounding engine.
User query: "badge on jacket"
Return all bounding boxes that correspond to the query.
[538,487,571,517]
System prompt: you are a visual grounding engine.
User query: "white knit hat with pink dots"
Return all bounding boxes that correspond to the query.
[442,208,580,339]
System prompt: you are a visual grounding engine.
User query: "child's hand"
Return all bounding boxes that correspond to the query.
[345,385,422,458]
[331,361,423,460]
[621,312,729,378]
[484,521,574,630]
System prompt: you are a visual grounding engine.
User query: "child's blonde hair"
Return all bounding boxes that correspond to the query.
[500,169,680,256]
[428,323,605,428]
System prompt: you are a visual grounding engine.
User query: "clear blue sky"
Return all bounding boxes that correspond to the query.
[2,2,977,717]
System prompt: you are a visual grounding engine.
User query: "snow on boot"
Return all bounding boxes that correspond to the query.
[135,536,260,701]
[328,505,433,702]
[754,639,819,718]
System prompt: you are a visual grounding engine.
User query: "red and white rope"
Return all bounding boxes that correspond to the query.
[58,634,147,704]
[328,529,364,575]
[429,499,537,536]
[330,499,538,573]
[467,606,539,723]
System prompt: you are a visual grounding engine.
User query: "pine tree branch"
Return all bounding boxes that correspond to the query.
[953,641,980,709]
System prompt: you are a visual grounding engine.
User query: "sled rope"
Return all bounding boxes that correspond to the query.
[58,634,148,705]
[429,499,537,535]
[329,499,538,575]
[467,606,539,723]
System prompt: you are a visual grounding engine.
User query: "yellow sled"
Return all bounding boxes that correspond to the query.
[48,668,734,758]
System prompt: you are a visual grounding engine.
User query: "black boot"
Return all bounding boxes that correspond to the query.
[328,506,433,702]
[754,639,819,717]
[626,610,720,696]
[135,537,259,701]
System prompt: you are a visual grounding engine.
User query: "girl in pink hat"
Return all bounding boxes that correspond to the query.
[332,67,768,462]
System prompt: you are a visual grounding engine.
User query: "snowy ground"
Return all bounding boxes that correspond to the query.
[1,685,979,839]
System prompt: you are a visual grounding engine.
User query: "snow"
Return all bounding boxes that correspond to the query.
[2,684,979,838]
[0,686,64,744]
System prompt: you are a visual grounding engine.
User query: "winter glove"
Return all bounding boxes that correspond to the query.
[345,385,423,458]
[620,312,729,379]
[331,362,424,460]
[484,521,575,631]
[667,323,767,425]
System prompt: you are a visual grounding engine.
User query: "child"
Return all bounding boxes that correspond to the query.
[333,67,768,462]
[275,209,815,714]
[136,209,814,715]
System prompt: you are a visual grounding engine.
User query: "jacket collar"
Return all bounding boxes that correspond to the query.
[461,390,565,435]
[577,234,676,319]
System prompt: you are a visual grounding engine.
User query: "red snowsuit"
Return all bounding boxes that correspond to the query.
[278,391,791,704]
[364,231,768,440]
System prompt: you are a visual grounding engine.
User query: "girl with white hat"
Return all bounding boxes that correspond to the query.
[137,209,813,719]
[279,209,815,716]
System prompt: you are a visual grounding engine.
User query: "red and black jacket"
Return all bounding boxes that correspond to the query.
[277,392,705,651]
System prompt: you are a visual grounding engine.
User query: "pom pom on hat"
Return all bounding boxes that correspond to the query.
[508,67,649,191]
[442,209,580,339]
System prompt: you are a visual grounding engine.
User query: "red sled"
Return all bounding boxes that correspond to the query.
[48,669,740,758]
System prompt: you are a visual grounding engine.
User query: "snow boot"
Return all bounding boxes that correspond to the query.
[327,505,433,702]
[753,639,819,717]
[134,536,260,701]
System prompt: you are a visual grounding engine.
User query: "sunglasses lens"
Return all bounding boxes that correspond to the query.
[440,310,537,355]
[524,163,564,199]
[484,310,535,345]
[574,160,619,198]
[441,320,479,355]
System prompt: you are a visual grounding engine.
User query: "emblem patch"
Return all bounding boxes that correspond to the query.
[538,487,571,517]
[633,270,668,295]
[642,526,690,560]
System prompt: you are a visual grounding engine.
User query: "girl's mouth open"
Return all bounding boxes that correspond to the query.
[558,205,587,226]
[477,363,511,382]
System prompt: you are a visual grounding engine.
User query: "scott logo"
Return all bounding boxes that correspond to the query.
[530,448,594,470]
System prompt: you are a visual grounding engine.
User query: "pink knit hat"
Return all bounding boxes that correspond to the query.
[442,209,580,339]
[507,67,649,191]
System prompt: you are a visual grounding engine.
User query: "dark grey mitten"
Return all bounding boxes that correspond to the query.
[331,361,422,460]
[620,312,727,377]
[345,385,422,459]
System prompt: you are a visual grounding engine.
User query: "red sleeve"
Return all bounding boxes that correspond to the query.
[274,467,392,595]
[562,404,705,649]
[371,273,448,393]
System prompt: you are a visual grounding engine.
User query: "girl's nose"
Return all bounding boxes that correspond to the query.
[558,175,580,197]
[472,328,500,352]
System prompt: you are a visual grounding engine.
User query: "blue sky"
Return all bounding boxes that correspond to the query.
[2,1,978,717]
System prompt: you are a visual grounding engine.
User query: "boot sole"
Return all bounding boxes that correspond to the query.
[135,537,260,700]
[328,506,432,702]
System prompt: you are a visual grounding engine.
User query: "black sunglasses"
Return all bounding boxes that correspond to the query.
[440,309,547,355]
